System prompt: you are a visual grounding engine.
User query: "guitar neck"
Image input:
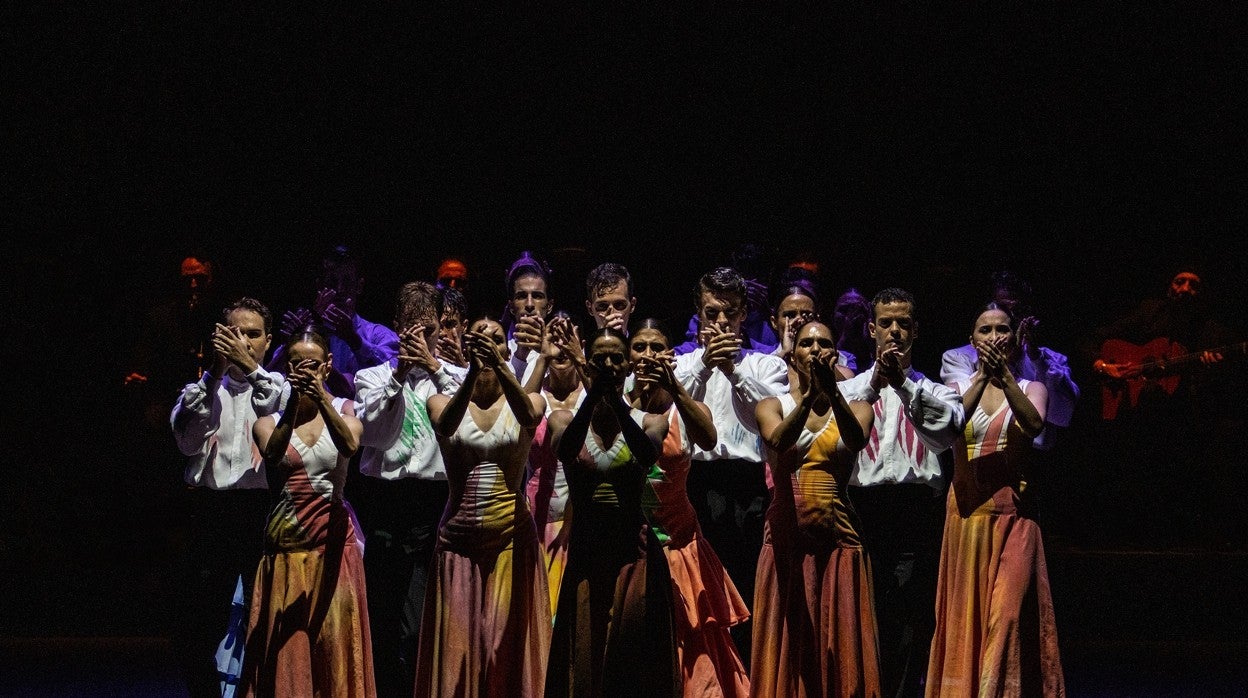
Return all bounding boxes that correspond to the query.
[1140,340,1248,375]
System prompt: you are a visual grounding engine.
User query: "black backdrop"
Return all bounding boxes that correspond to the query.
[5,2,1248,637]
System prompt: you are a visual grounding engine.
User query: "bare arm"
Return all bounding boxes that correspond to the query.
[428,364,478,438]
[641,352,717,451]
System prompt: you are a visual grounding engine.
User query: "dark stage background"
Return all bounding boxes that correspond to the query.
[5,3,1248,693]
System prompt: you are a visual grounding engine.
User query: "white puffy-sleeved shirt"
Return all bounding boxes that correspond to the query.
[940,343,1078,451]
[353,360,467,481]
[673,347,789,463]
[838,364,965,489]
[506,337,542,387]
[170,366,286,490]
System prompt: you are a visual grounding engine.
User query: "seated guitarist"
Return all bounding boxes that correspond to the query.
[1090,265,1239,420]
[1086,263,1245,547]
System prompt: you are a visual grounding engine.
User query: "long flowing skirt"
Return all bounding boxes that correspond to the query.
[751,540,880,698]
[415,525,552,698]
[926,490,1064,697]
[242,526,374,697]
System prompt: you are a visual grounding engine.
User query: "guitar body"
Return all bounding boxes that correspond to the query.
[1099,337,1185,420]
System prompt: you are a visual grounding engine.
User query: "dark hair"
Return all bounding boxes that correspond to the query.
[469,314,502,330]
[695,266,747,306]
[394,281,443,330]
[630,317,668,339]
[587,326,629,352]
[222,297,273,335]
[440,285,467,319]
[290,325,332,358]
[979,300,1015,323]
[871,287,917,319]
[775,264,819,293]
[586,262,633,300]
[835,287,868,308]
[770,281,819,317]
[505,250,551,296]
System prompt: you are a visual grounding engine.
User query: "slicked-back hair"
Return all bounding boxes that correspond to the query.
[770,282,820,316]
[291,325,332,358]
[871,287,917,320]
[394,281,443,331]
[695,267,747,306]
[223,297,273,335]
[630,317,669,342]
[505,251,551,297]
[586,262,633,300]
[587,326,629,352]
[979,300,1014,324]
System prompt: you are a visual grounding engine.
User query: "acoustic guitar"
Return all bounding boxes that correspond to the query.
[1094,337,1248,420]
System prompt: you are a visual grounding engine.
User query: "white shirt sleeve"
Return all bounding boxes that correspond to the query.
[896,374,965,453]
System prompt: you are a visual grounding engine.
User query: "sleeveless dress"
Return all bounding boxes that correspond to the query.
[525,389,585,617]
[546,411,678,697]
[414,400,552,697]
[926,379,1065,697]
[752,393,881,698]
[638,405,751,697]
[241,398,375,698]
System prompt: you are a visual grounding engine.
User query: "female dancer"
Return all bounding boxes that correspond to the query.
[546,327,677,696]
[416,317,552,696]
[752,321,879,697]
[242,327,373,697]
[926,303,1064,696]
[627,319,752,697]
[523,311,586,616]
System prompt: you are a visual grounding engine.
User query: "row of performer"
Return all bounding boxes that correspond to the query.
[168,254,1072,697]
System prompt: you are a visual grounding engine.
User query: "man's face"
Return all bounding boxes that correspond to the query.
[587,281,635,331]
[225,308,271,365]
[511,274,550,321]
[697,290,745,338]
[1169,272,1201,299]
[440,309,466,345]
[869,300,917,359]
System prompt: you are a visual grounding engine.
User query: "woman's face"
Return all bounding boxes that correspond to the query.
[628,327,668,363]
[287,339,330,380]
[792,321,836,370]
[471,319,507,346]
[972,309,1015,356]
[589,334,629,382]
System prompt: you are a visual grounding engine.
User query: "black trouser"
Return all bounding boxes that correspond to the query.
[355,476,448,698]
[172,486,271,698]
[848,483,945,698]
[685,457,769,668]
